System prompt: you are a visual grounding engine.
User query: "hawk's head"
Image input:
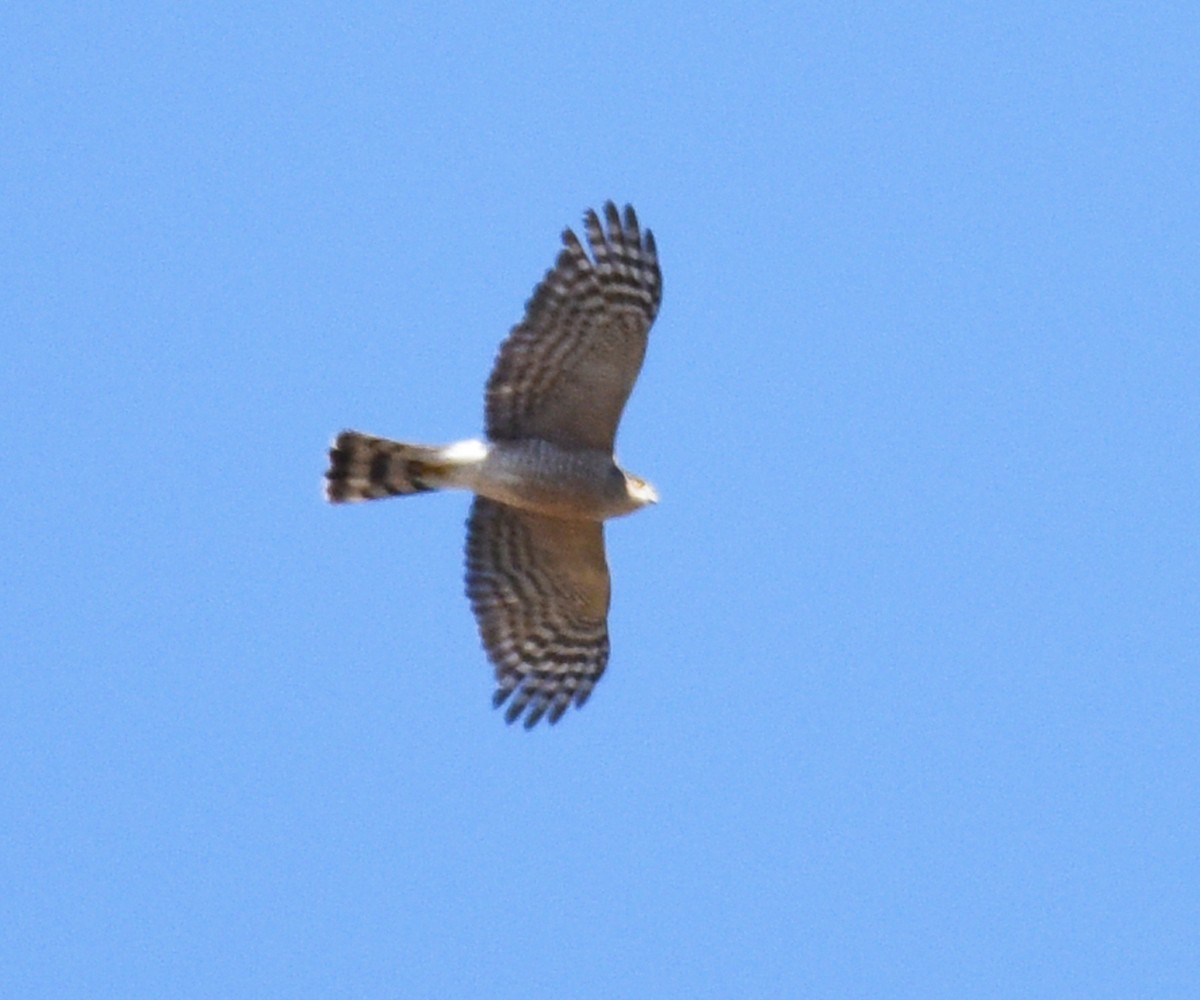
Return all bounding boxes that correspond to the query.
[623,473,659,509]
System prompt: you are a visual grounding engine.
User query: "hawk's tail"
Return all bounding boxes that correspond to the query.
[325,431,468,503]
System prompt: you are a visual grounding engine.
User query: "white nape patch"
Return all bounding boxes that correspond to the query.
[441,439,489,465]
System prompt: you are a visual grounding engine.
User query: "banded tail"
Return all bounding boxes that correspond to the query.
[325,431,486,503]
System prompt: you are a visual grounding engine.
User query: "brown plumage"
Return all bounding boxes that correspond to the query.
[325,203,661,727]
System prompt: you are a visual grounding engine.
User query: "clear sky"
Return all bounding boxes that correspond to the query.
[3,4,1197,997]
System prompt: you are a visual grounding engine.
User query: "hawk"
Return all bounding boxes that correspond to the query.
[325,203,662,727]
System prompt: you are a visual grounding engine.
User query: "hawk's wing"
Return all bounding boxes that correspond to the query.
[484,203,662,452]
[465,497,611,727]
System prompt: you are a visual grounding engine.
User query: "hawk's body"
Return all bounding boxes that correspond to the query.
[325,203,661,727]
[326,435,644,521]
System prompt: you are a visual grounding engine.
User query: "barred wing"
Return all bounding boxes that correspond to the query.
[484,202,662,452]
[465,498,611,728]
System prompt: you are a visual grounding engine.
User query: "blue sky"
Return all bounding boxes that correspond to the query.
[3,3,1197,997]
